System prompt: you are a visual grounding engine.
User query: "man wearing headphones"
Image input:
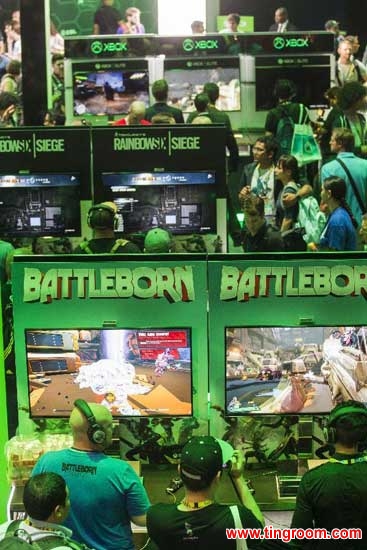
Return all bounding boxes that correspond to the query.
[32,401,150,550]
[147,435,264,549]
[291,400,367,548]
[74,202,140,254]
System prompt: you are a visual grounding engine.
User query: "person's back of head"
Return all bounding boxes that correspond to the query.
[180,436,233,491]
[144,227,173,253]
[325,19,339,33]
[70,400,113,450]
[324,86,340,105]
[87,202,117,231]
[128,100,146,124]
[328,400,367,448]
[274,79,296,102]
[337,81,367,112]
[152,79,169,102]
[203,82,219,104]
[6,59,21,76]
[194,92,209,113]
[243,193,265,218]
[192,115,212,125]
[151,113,175,124]
[23,473,69,523]
[0,91,18,112]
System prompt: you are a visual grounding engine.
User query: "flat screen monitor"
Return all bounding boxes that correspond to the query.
[255,55,331,110]
[72,62,150,117]
[102,171,217,234]
[25,328,193,418]
[164,57,241,113]
[0,173,81,237]
[225,326,367,415]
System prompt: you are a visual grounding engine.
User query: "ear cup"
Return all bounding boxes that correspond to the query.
[74,399,106,446]
[324,425,337,444]
[88,422,107,445]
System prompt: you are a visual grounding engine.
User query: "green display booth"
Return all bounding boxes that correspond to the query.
[8,253,367,512]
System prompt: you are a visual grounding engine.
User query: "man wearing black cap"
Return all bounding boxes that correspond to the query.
[147,435,264,548]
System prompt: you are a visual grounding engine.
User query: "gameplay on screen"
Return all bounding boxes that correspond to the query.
[102,172,217,234]
[226,326,367,415]
[73,68,150,116]
[0,173,81,237]
[26,328,192,417]
[164,60,240,113]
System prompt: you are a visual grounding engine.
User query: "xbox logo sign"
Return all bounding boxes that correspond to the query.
[273,37,285,50]
[91,41,103,54]
[183,38,195,52]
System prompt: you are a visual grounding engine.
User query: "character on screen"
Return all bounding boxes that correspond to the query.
[74,202,140,254]
[74,358,149,415]
[32,402,150,550]
[291,401,367,548]
[147,436,264,548]
[154,348,173,377]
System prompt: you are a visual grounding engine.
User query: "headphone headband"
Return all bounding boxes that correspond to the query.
[87,203,118,230]
[74,399,107,446]
[328,401,367,428]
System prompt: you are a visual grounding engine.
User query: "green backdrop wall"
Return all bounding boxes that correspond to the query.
[50,0,158,37]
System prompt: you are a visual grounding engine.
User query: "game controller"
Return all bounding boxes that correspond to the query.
[165,477,184,494]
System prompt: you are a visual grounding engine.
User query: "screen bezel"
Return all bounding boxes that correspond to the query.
[25,327,194,419]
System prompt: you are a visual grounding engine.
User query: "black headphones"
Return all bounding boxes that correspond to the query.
[87,203,119,230]
[324,401,367,444]
[74,399,107,446]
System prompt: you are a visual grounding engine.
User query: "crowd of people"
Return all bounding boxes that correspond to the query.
[236,73,367,253]
[1,400,367,549]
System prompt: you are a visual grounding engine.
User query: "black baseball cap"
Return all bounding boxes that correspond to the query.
[180,435,234,483]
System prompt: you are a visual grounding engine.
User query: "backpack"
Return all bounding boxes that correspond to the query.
[275,105,296,157]
[79,238,129,254]
[276,104,321,166]
[0,520,89,550]
[286,182,327,244]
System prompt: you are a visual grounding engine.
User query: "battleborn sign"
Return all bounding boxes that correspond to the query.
[23,266,195,304]
[219,264,367,301]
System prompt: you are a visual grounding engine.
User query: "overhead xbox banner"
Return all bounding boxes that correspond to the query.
[50,0,157,37]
